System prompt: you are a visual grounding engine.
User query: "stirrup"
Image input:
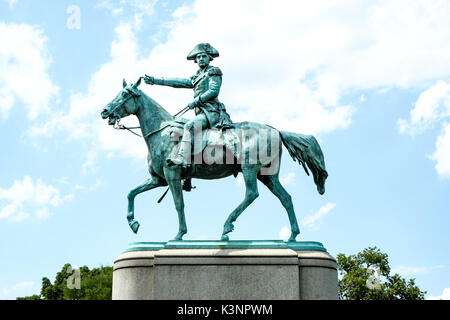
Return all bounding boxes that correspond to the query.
[182,179,195,192]
[166,156,188,168]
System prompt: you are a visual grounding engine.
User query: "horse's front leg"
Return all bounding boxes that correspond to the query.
[164,168,187,240]
[127,175,166,233]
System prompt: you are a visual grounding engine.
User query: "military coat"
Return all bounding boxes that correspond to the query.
[153,65,232,129]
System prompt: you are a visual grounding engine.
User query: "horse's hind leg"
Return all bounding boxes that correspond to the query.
[127,175,166,233]
[258,174,300,242]
[221,166,259,241]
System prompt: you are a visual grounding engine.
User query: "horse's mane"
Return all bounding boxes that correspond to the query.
[138,89,174,122]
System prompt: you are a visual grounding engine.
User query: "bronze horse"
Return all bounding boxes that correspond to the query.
[101,78,328,242]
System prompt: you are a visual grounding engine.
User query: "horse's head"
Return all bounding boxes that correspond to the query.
[101,78,142,125]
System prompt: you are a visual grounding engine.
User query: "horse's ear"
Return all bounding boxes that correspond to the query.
[134,77,142,88]
[129,79,142,97]
[123,78,127,88]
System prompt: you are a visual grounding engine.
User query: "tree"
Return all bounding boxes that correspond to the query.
[337,246,426,300]
[17,264,113,300]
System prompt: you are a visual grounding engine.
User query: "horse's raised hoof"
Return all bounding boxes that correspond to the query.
[317,185,325,195]
[129,220,140,234]
[221,235,229,241]
[222,223,234,235]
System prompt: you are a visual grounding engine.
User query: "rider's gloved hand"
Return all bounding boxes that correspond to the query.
[144,75,155,85]
[188,97,201,109]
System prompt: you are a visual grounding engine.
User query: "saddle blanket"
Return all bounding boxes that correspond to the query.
[160,119,241,161]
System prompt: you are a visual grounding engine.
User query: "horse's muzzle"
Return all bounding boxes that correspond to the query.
[101,108,110,119]
[108,116,117,125]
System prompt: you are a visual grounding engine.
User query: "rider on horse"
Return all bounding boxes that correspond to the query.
[144,43,233,168]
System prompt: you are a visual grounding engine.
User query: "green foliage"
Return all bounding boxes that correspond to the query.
[337,246,426,300]
[16,294,41,300]
[17,264,112,300]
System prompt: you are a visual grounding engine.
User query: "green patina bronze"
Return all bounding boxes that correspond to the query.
[101,43,328,242]
[124,240,327,253]
[144,43,232,167]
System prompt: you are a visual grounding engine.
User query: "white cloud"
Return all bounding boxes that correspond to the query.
[236,172,295,187]
[0,22,59,119]
[279,172,296,186]
[81,149,99,176]
[429,123,450,178]
[89,178,104,191]
[96,0,157,28]
[1,0,18,8]
[391,264,444,277]
[1,281,39,300]
[29,1,359,163]
[112,7,123,15]
[127,0,158,27]
[278,226,291,241]
[399,81,450,134]
[30,1,450,168]
[235,175,244,186]
[301,202,335,228]
[0,176,73,222]
[144,0,359,135]
[35,207,51,220]
[398,81,450,178]
[427,288,450,300]
[28,23,148,164]
[143,0,450,135]
[69,179,103,193]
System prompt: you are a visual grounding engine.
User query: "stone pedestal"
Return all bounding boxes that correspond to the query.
[112,240,338,300]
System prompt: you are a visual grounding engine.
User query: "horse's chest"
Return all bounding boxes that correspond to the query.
[148,144,169,178]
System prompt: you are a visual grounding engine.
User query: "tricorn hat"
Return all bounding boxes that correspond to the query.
[187,43,219,60]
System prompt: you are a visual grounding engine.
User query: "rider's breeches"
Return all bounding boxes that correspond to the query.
[176,113,209,162]
[181,113,208,143]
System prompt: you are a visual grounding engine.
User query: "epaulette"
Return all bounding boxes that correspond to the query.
[207,67,222,76]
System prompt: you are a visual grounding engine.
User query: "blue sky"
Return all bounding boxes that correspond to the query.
[1,0,450,300]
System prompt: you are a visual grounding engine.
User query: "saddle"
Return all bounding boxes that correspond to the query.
[160,118,241,165]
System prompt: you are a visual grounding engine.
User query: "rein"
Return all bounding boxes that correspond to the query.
[113,119,170,139]
[113,104,190,139]
[113,120,142,137]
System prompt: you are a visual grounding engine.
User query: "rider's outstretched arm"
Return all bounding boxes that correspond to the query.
[145,76,193,89]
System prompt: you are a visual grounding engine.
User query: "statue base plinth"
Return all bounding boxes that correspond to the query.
[112,240,338,300]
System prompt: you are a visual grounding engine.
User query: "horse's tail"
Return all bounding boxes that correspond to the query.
[279,130,328,195]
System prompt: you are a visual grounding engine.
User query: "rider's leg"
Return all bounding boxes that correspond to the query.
[167,113,208,167]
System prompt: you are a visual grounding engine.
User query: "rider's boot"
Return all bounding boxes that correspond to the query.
[167,139,190,168]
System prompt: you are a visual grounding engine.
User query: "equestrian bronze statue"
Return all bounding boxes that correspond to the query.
[101,43,328,242]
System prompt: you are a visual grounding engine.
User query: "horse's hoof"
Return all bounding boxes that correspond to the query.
[223,223,234,235]
[288,233,299,242]
[317,184,325,195]
[174,231,186,241]
[129,220,140,234]
[221,235,229,241]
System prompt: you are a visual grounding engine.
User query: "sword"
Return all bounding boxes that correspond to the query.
[157,187,170,203]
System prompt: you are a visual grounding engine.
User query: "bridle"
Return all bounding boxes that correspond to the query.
[108,86,148,138]
[108,85,191,139]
